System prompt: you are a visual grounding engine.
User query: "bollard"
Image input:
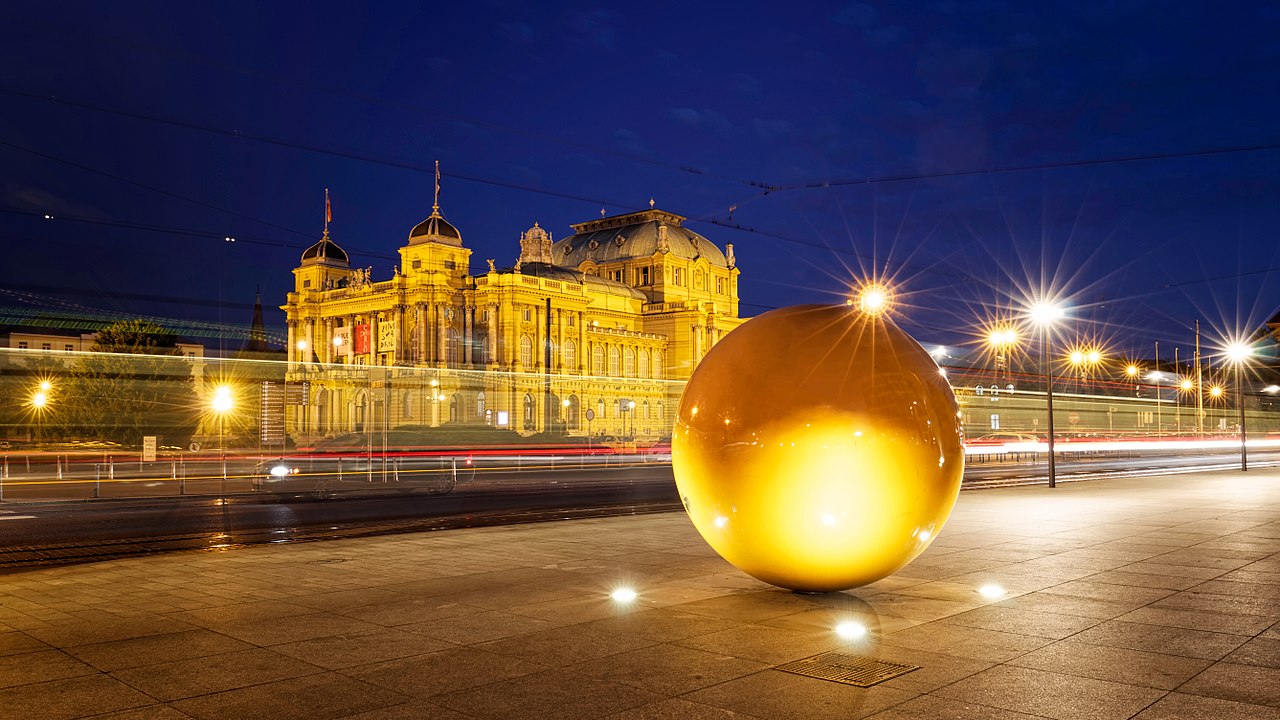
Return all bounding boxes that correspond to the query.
[94,462,101,499]
[337,457,343,481]
[393,458,399,483]
[57,455,62,481]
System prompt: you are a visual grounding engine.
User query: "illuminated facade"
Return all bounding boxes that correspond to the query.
[283,196,744,439]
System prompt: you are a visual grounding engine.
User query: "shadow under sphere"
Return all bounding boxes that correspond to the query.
[672,304,964,592]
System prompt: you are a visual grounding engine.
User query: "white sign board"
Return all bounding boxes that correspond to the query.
[496,410,509,428]
[142,436,157,462]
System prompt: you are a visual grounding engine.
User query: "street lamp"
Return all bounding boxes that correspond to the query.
[984,327,1018,385]
[1028,301,1065,488]
[1225,342,1252,471]
[31,380,53,449]
[562,398,571,434]
[211,385,233,485]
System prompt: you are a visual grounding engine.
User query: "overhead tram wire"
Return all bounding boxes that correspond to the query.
[17,86,1278,284]
[0,86,634,212]
[0,139,313,239]
[0,14,777,192]
[0,206,397,261]
[1,85,941,271]
[770,142,1280,192]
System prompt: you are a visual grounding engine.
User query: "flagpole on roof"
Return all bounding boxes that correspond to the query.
[433,160,441,215]
[324,187,332,237]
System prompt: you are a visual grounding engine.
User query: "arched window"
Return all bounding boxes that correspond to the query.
[597,398,605,420]
[449,393,460,423]
[638,350,649,378]
[402,391,413,419]
[652,351,663,379]
[643,400,650,419]
[564,339,577,370]
[656,402,663,420]
[523,393,536,429]
[592,345,604,376]
[608,347,620,376]
[624,348,635,377]
[520,335,533,369]
[567,394,580,429]
[476,391,486,419]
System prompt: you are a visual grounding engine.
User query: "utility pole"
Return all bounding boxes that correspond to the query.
[1154,341,1162,433]
[1195,320,1204,435]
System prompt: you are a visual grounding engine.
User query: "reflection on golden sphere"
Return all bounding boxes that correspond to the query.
[672,305,964,592]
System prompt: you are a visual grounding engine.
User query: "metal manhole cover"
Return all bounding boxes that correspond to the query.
[776,652,920,687]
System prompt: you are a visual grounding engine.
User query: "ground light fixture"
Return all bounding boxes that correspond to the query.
[835,621,867,640]
[977,584,1006,599]
[610,588,637,603]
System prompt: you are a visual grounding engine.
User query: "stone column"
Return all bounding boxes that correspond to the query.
[392,305,404,366]
[437,304,448,367]
[464,303,475,367]
[577,312,587,373]
[692,324,703,364]
[305,318,316,366]
[286,320,297,367]
[413,304,425,365]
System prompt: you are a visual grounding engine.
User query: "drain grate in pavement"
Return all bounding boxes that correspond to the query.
[776,652,920,687]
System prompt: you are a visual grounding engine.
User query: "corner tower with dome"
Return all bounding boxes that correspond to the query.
[282,188,745,441]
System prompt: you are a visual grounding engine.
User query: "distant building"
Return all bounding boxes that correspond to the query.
[0,329,204,363]
[283,195,745,438]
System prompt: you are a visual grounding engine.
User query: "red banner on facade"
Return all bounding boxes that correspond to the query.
[354,323,371,354]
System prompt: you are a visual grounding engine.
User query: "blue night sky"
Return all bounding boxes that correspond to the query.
[2,1,1278,362]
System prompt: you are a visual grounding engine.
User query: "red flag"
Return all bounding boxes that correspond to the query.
[325,188,332,224]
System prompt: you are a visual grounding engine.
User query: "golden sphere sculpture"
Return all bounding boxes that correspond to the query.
[672,304,964,592]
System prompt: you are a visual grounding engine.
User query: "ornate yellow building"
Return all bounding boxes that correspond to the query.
[283,194,744,440]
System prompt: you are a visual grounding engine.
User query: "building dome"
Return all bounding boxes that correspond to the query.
[300,232,349,266]
[550,209,729,268]
[409,209,462,247]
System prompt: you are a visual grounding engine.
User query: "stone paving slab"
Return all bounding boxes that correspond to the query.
[1,470,1279,719]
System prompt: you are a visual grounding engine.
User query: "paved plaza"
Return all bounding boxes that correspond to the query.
[1,470,1278,719]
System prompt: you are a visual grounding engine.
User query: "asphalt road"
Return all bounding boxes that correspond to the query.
[1,449,1274,569]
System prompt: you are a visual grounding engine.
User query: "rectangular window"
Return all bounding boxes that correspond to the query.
[17,341,27,349]
[522,308,532,322]
[303,279,312,288]
[444,260,456,270]
[412,259,421,269]
[990,414,1000,429]
[64,344,74,351]
[41,343,51,350]
[717,277,724,294]
[638,267,651,285]
[567,315,575,327]
[673,268,684,286]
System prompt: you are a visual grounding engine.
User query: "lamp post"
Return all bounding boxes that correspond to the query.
[627,400,637,440]
[31,381,52,450]
[562,398,571,435]
[1029,302,1065,488]
[211,385,233,492]
[985,328,1017,386]
[1226,342,1252,471]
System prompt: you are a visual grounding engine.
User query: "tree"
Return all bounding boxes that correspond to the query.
[58,320,200,447]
